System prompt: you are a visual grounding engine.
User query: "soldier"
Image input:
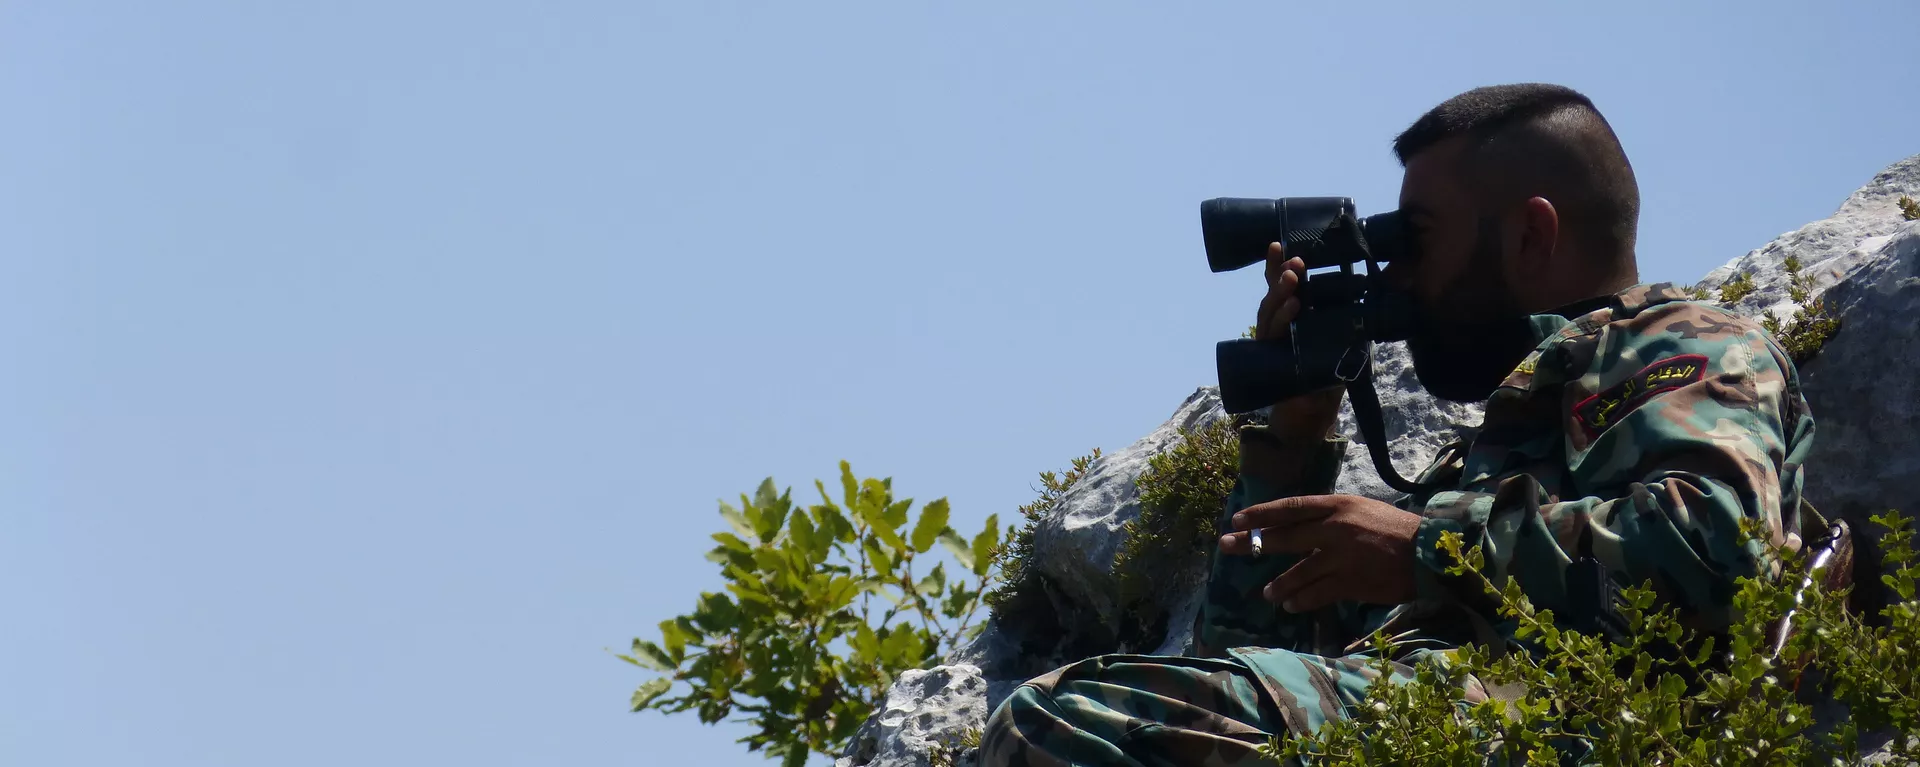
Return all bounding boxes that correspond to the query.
[979,83,1816,766]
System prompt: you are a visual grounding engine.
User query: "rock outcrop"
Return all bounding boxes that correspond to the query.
[1697,155,1920,617]
[836,665,991,767]
[838,155,1920,767]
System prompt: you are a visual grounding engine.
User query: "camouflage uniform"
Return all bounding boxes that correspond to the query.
[979,284,1817,766]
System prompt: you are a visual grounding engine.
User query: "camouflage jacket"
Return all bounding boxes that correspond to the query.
[1194,283,1817,658]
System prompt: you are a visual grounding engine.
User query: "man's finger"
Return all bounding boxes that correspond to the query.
[1273,572,1345,613]
[1265,550,1340,607]
[1255,291,1279,341]
[1257,293,1301,342]
[1262,242,1287,283]
[1231,495,1341,532]
[1216,520,1333,558]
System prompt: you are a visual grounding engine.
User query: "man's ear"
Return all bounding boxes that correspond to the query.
[1515,196,1560,280]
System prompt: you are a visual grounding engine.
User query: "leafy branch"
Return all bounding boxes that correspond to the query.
[1265,511,1920,766]
[621,462,1000,766]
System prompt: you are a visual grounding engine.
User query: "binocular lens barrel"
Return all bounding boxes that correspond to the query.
[1200,197,1406,272]
[1200,197,1356,272]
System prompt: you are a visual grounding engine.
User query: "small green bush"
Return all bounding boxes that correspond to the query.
[1761,255,1842,365]
[1898,195,1919,221]
[1719,271,1759,303]
[983,448,1101,615]
[1114,418,1241,637]
[624,463,1000,766]
[927,727,983,767]
[1263,512,1920,766]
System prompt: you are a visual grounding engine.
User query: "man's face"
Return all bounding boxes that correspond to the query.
[1390,136,1520,325]
[1386,136,1539,402]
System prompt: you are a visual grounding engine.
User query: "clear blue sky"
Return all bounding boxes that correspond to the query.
[3,2,1915,765]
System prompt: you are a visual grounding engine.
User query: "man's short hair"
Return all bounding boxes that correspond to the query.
[1394,84,1640,263]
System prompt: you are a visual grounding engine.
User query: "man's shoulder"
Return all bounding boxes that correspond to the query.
[1546,283,1778,371]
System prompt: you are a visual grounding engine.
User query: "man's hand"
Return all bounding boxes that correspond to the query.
[1256,243,1344,439]
[1217,494,1424,612]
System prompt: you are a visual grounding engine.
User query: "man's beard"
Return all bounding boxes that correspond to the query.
[1403,226,1540,403]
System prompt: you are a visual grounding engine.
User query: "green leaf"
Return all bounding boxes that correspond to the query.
[629,639,675,671]
[1658,672,1687,700]
[839,461,860,509]
[631,677,672,711]
[659,619,690,658]
[938,530,975,571]
[971,513,1000,578]
[942,582,973,619]
[866,506,909,553]
[693,593,738,633]
[815,503,855,543]
[824,575,861,610]
[911,498,950,553]
[790,513,818,564]
[882,497,912,529]
[711,532,753,552]
[917,562,947,597]
[754,477,780,510]
[753,547,786,575]
[751,480,789,542]
[863,537,893,573]
[781,747,808,767]
[851,623,881,660]
[718,501,755,540]
[880,626,925,666]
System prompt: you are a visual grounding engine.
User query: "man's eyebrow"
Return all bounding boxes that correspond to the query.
[1400,203,1435,221]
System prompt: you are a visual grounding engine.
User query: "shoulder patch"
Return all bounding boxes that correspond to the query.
[1572,354,1707,440]
[1496,350,1542,390]
[1513,353,1538,376]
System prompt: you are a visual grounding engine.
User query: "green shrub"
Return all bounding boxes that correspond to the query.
[1761,255,1842,365]
[927,727,983,767]
[1114,418,1241,638]
[623,462,1000,766]
[1898,195,1920,221]
[1719,271,1759,303]
[1264,512,1920,766]
[983,448,1101,616]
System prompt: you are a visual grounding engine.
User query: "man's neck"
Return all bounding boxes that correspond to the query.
[1525,266,1640,317]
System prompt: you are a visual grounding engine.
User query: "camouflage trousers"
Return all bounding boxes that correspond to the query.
[977,647,1460,767]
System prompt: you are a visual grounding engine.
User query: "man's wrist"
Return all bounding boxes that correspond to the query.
[1411,517,1467,602]
[1238,424,1346,497]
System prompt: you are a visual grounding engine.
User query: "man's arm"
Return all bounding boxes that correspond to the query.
[1189,242,1359,657]
[1411,305,1815,631]
[1191,421,1350,657]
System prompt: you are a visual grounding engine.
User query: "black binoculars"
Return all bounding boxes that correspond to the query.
[1201,197,1417,415]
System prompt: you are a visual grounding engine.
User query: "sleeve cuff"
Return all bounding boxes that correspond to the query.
[1237,424,1347,501]
[1412,517,1468,602]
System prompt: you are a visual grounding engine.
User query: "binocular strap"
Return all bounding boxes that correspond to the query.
[1342,346,1443,496]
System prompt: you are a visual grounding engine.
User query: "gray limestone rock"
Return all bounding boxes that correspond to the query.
[1800,223,1920,514]
[835,665,990,767]
[1024,386,1227,656]
[1696,155,1920,325]
[1692,154,1920,615]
